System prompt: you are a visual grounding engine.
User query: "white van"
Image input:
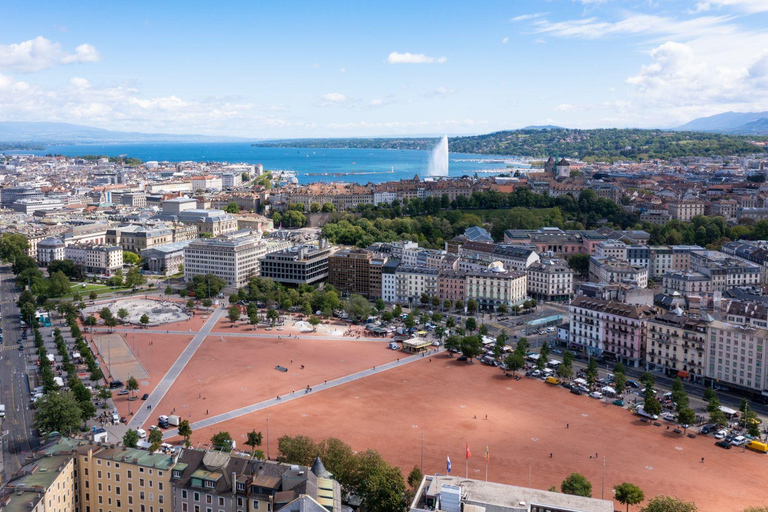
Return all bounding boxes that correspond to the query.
[112,413,120,425]
[732,435,747,446]
[136,428,147,439]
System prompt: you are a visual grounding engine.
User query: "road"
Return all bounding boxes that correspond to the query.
[128,306,226,429]
[0,266,38,480]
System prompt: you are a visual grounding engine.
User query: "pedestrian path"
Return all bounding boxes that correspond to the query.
[128,307,225,429]
[91,327,388,343]
[162,348,443,440]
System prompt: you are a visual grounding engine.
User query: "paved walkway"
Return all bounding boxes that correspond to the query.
[128,307,226,429]
[91,327,389,343]
[162,348,443,440]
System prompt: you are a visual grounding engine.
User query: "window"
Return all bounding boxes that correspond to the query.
[182,505,188,512]
[194,493,200,502]
[218,498,224,507]
[206,496,212,504]
[182,491,188,499]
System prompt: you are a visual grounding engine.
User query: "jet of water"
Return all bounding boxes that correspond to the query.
[427,135,449,177]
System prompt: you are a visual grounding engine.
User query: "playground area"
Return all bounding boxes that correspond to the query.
[85,297,190,326]
[179,353,768,512]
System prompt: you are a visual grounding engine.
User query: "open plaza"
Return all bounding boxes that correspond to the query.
[80,297,768,512]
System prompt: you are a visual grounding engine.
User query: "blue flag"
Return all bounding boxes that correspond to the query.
[446,454,452,474]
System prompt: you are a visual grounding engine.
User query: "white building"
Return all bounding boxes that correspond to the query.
[184,235,268,288]
[190,175,223,192]
[594,240,627,260]
[64,244,123,276]
[526,258,573,302]
[221,173,242,189]
[373,191,398,206]
[466,264,527,310]
[37,238,65,266]
[589,257,648,288]
[394,266,439,305]
[708,320,768,394]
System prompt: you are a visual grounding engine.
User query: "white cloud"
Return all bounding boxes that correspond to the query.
[387,51,446,64]
[694,0,768,13]
[425,86,455,98]
[319,92,347,105]
[0,37,101,72]
[502,37,509,44]
[533,39,546,44]
[370,99,383,107]
[510,13,546,22]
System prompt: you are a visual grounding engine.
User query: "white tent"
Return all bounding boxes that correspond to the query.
[574,378,588,386]
[720,405,738,416]
[295,321,313,333]
[601,386,617,395]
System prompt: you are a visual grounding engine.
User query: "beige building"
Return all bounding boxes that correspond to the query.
[107,225,174,253]
[184,235,268,288]
[526,259,573,302]
[668,201,705,222]
[466,266,527,310]
[707,320,768,394]
[647,311,709,381]
[77,446,177,512]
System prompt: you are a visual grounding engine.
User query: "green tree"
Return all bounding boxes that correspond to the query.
[703,386,716,402]
[643,385,662,417]
[125,266,146,288]
[34,391,83,435]
[640,495,697,512]
[407,465,423,488]
[677,407,696,432]
[123,251,141,266]
[105,317,118,332]
[344,294,371,322]
[466,299,478,314]
[117,308,129,322]
[225,202,240,213]
[640,371,656,388]
[211,431,234,451]
[444,335,461,355]
[460,335,483,362]
[561,473,592,497]
[178,420,193,447]
[245,430,263,457]
[443,300,452,310]
[322,202,335,212]
[202,298,213,308]
[123,429,140,448]
[309,315,321,332]
[127,376,140,398]
[586,357,598,385]
[614,483,645,512]
[504,352,525,376]
[140,314,150,327]
[0,232,29,264]
[148,427,163,452]
[228,305,241,325]
[351,449,408,512]
[567,253,590,277]
[374,298,386,314]
[310,202,322,213]
[671,377,689,413]
[84,316,97,331]
[465,317,477,332]
[48,271,72,297]
[613,372,627,394]
[393,304,403,317]
[89,291,98,301]
[186,299,196,308]
[278,434,319,466]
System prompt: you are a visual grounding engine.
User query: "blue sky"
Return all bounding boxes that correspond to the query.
[1,0,767,138]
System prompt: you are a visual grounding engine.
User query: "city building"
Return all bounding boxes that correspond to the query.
[465,265,527,310]
[588,257,648,288]
[142,240,193,275]
[410,474,613,512]
[37,237,66,265]
[328,248,387,299]
[668,201,705,221]
[594,240,626,260]
[647,310,710,381]
[260,240,332,286]
[176,210,238,237]
[64,244,123,275]
[438,269,467,306]
[0,186,43,207]
[707,320,768,395]
[526,259,573,302]
[190,175,223,192]
[569,296,654,366]
[107,225,174,253]
[184,235,268,288]
[381,258,400,303]
[394,266,439,305]
[12,198,66,214]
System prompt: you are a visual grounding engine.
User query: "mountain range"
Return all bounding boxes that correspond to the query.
[0,122,251,144]
[675,112,768,135]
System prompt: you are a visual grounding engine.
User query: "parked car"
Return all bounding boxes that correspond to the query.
[715,440,732,449]
[589,392,603,399]
[612,399,625,407]
[457,355,468,362]
[626,380,640,389]
[141,393,149,400]
[715,430,728,439]
[117,389,129,396]
[699,424,715,435]
[136,428,147,439]
[109,381,124,389]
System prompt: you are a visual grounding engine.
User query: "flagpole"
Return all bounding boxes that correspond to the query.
[420,433,424,473]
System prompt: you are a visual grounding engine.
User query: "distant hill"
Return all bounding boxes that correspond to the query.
[0,121,251,144]
[676,112,768,134]
[521,125,565,130]
[256,128,768,162]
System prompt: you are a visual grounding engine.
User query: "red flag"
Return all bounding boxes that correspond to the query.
[466,442,471,459]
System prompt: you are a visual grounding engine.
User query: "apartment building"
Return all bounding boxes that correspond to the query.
[690,250,762,291]
[569,296,654,366]
[526,259,573,302]
[491,245,540,272]
[63,224,110,246]
[594,240,626,260]
[647,311,709,381]
[184,236,267,288]
[648,245,703,279]
[668,200,705,221]
[118,192,147,208]
[0,438,81,512]
[588,257,648,288]
[381,258,400,303]
[76,445,177,512]
[437,269,467,305]
[171,451,249,512]
[13,198,66,214]
[37,237,66,265]
[626,245,650,268]
[142,240,193,275]
[260,240,332,286]
[220,173,242,189]
[64,244,123,276]
[465,266,527,310]
[176,210,238,237]
[707,320,768,395]
[663,271,711,297]
[394,266,439,305]
[327,248,387,299]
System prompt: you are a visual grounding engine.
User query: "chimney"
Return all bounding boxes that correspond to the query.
[232,471,237,495]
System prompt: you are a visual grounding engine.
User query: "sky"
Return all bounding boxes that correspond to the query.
[1,0,767,139]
